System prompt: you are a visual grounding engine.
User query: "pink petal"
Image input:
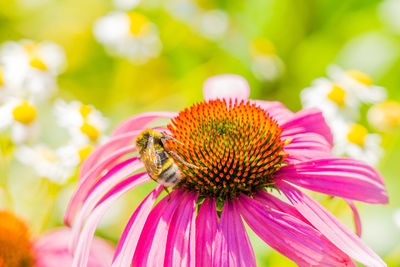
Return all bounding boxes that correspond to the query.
[112,185,163,267]
[251,100,294,124]
[254,190,309,225]
[65,145,136,226]
[283,132,332,163]
[277,181,386,267]
[164,191,197,267]
[72,173,150,267]
[110,111,177,138]
[71,158,143,252]
[275,158,388,204]
[219,199,256,267]
[281,108,333,145]
[203,74,250,101]
[34,227,114,267]
[195,198,218,267]
[132,189,186,267]
[79,131,141,179]
[212,225,229,267]
[237,195,354,266]
[344,199,362,237]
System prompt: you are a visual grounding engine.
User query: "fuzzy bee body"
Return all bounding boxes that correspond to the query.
[136,129,197,188]
[154,150,182,187]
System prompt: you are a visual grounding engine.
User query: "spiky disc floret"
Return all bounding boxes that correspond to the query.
[167,99,287,200]
[0,211,35,267]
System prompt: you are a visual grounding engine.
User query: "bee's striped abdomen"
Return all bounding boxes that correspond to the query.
[158,155,181,187]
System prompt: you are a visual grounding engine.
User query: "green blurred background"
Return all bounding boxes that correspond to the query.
[1,0,399,265]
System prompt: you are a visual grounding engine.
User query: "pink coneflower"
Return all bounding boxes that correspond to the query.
[66,74,388,267]
[0,210,114,267]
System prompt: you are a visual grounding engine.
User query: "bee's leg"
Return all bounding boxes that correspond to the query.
[160,132,184,146]
[163,186,171,201]
[166,150,200,169]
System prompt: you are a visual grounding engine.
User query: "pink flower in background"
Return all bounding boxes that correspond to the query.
[34,228,114,267]
[66,74,388,267]
[0,211,114,267]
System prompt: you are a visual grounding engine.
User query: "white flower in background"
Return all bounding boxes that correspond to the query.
[249,37,284,82]
[332,120,384,166]
[327,65,387,104]
[0,65,9,101]
[15,144,79,184]
[0,40,65,102]
[394,209,400,229]
[113,0,141,10]
[301,77,360,122]
[166,0,198,24]
[196,9,229,40]
[0,97,38,144]
[53,99,108,146]
[93,11,162,64]
[166,0,229,41]
[368,100,400,132]
[379,0,400,35]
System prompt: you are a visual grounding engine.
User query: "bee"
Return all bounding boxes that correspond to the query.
[136,129,199,192]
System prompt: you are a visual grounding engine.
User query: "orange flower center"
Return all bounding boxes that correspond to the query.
[167,99,286,199]
[0,211,35,267]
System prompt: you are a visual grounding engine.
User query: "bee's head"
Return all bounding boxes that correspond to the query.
[135,131,150,153]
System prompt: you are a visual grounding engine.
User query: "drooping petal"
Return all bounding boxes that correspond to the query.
[283,132,332,163]
[277,181,386,267]
[112,185,163,267]
[110,111,177,137]
[195,198,218,267]
[237,195,354,266]
[212,225,229,267]
[203,74,250,101]
[275,158,388,204]
[254,190,309,225]
[131,189,186,267]
[72,173,150,267]
[65,145,136,226]
[79,131,140,178]
[164,191,197,267]
[280,108,333,145]
[251,100,294,124]
[344,199,362,237]
[219,199,256,267]
[71,158,143,251]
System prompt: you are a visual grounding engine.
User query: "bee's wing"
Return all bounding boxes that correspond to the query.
[143,134,162,177]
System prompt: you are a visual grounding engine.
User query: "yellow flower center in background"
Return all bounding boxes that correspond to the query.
[347,70,373,86]
[80,122,100,142]
[78,144,94,162]
[128,12,150,36]
[0,67,4,87]
[39,147,58,162]
[23,42,47,71]
[29,56,47,71]
[250,37,276,58]
[347,124,368,147]
[327,83,347,106]
[79,104,93,119]
[369,100,400,131]
[12,101,37,125]
[0,211,35,267]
